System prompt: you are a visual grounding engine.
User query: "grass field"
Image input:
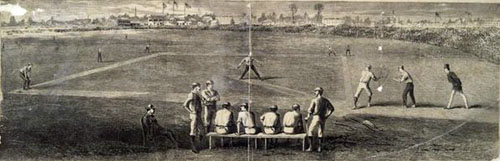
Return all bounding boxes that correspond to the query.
[0,29,498,160]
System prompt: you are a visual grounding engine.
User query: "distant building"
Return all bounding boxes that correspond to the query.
[322,18,345,26]
[117,19,132,26]
[148,15,165,26]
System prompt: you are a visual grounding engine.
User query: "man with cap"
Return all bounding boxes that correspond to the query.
[283,104,304,134]
[260,105,281,135]
[19,63,33,90]
[444,64,469,109]
[237,52,263,81]
[392,66,416,108]
[236,103,258,135]
[141,104,179,148]
[305,87,334,152]
[201,80,220,133]
[214,102,235,134]
[353,65,378,110]
[97,48,103,63]
[183,82,205,153]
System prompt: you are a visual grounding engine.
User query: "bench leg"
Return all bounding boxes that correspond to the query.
[302,138,305,151]
[264,138,267,150]
[230,138,233,147]
[221,138,224,147]
[255,138,258,149]
[209,136,212,150]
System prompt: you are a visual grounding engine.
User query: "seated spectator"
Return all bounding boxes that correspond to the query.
[141,104,178,148]
[214,102,235,134]
[283,104,304,134]
[236,103,258,135]
[260,105,281,134]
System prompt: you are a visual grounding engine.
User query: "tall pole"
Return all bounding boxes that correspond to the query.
[247,2,252,112]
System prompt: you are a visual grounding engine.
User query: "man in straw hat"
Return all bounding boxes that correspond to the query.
[201,80,220,133]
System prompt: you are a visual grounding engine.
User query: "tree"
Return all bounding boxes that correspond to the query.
[258,12,267,23]
[230,17,235,25]
[27,17,36,26]
[9,16,17,26]
[289,3,298,24]
[304,12,309,22]
[313,3,324,23]
[364,17,371,26]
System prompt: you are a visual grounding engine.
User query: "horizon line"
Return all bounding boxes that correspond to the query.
[221,0,500,4]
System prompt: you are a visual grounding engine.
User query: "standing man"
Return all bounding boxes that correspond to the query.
[260,105,281,135]
[444,64,469,109]
[236,103,258,135]
[345,44,351,56]
[201,80,220,133]
[183,83,205,153]
[353,65,378,110]
[97,48,103,63]
[19,63,33,90]
[283,104,304,134]
[393,66,416,108]
[237,52,263,81]
[214,102,235,134]
[145,43,151,53]
[305,87,334,152]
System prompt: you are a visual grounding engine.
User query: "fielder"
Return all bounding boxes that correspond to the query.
[201,80,220,133]
[145,43,151,53]
[444,64,469,109]
[345,44,352,56]
[183,83,205,153]
[19,63,33,90]
[353,65,378,110]
[305,87,334,152]
[97,48,103,63]
[237,52,263,81]
[392,66,416,108]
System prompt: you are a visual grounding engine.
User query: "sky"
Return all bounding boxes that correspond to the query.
[0,0,498,22]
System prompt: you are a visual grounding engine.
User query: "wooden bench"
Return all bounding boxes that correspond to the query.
[207,132,307,151]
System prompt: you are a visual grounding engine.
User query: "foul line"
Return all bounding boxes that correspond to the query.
[11,52,169,91]
[365,121,467,159]
[9,89,149,99]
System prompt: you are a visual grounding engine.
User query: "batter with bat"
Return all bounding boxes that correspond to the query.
[392,66,416,108]
[353,65,378,110]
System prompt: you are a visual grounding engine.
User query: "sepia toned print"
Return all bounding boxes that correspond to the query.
[0,0,498,160]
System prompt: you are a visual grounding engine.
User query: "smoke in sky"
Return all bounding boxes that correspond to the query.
[0,3,27,16]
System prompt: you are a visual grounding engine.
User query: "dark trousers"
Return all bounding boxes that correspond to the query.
[240,65,262,79]
[19,73,31,89]
[97,53,102,63]
[345,49,351,56]
[403,83,416,106]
